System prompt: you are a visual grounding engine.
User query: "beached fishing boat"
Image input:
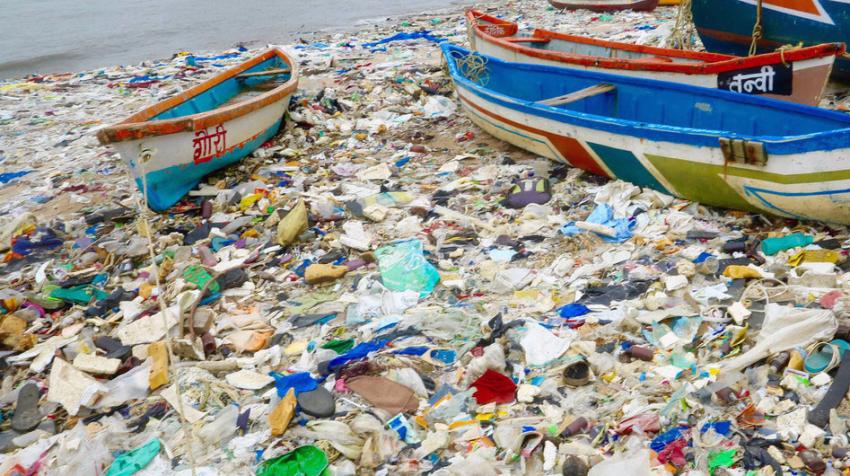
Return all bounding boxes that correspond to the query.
[442,43,850,225]
[691,0,850,78]
[97,48,299,211]
[467,10,843,106]
[548,0,658,11]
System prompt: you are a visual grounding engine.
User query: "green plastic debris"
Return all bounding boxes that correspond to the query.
[320,339,355,354]
[708,448,736,475]
[256,445,329,476]
[50,285,109,305]
[761,233,813,256]
[183,265,220,294]
[105,438,161,476]
[374,239,440,298]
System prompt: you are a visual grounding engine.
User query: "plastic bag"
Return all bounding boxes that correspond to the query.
[374,239,440,298]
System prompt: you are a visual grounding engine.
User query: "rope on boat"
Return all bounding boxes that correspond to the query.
[668,0,696,50]
[133,149,200,476]
[450,50,490,86]
[749,0,764,56]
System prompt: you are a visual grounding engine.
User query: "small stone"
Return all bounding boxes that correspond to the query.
[296,386,336,418]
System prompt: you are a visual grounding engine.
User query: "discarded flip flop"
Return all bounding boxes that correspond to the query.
[809,347,850,427]
[290,312,337,328]
[519,431,544,458]
[503,177,551,209]
[563,360,590,387]
[11,382,41,433]
[346,375,419,414]
[296,386,336,418]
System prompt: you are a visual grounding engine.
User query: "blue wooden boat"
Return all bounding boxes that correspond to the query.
[692,0,850,78]
[97,48,299,211]
[442,43,850,224]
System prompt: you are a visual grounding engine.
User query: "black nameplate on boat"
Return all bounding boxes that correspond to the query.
[717,63,792,96]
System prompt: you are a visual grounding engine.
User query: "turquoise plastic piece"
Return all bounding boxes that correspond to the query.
[105,438,161,476]
[374,239,440,298]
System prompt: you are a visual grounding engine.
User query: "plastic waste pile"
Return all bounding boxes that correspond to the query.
[4,1,850,475]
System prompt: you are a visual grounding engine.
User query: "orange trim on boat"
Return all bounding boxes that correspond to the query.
[466,10,844,75]
[96,48,299,144]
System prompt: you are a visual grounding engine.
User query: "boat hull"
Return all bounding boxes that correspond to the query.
[112,96,290,211]
[691,0,850,78]
[97,48,299,211]
[548,0,659,11]
[466,10,840,106]
[443,45,850,225]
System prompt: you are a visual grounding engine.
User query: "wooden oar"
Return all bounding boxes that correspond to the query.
[236,68,291,79]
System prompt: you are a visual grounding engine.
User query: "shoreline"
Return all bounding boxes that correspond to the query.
[0,0,477,81]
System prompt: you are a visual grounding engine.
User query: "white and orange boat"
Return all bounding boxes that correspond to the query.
[97,48,299,211]
[466,10,843,106]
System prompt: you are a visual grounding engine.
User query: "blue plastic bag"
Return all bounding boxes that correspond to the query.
[560,204,634,243]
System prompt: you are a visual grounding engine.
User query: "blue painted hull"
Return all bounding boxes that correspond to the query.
[98,48,299,212]
[135,119,281,211]
[692,0,850,78]
[442,44,850,224]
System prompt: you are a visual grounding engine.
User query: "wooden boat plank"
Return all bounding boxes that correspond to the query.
[538,83,615,106]
[236,68,291,78]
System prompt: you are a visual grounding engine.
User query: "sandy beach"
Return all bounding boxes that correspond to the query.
[4,0,850,474]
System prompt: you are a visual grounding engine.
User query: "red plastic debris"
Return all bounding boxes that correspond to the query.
[470,369,517,404]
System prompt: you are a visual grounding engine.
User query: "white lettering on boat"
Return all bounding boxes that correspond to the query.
[727,66,776,94]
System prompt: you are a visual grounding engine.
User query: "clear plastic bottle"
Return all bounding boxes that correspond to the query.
[198,404,239,444]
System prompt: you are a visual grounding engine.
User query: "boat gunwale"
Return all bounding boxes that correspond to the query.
[442,43,850,148]
[466,10,845,75]
[96,48,299,145]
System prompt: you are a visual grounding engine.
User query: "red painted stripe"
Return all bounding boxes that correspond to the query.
[466,10,843,75]
[97,48,299,145]
[457,89,609,178]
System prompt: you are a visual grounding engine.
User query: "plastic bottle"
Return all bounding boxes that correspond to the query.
[760,233,813,256]
[198,404,239,444]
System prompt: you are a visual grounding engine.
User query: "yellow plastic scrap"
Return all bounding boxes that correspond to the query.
[269,388,297,436]
[239,193,263,211]
[787,250,840,267]
[276,199,308,247]
[722,265,762,279]
[148,341,169,390]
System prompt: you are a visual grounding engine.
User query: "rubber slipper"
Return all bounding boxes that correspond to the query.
[290,312,337,328]
[519,431,543,458]
[11,382,41,433]
[346,375,419,414]
[504,178,551,209]
[563,360,590,387]
[810,348,850,427]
